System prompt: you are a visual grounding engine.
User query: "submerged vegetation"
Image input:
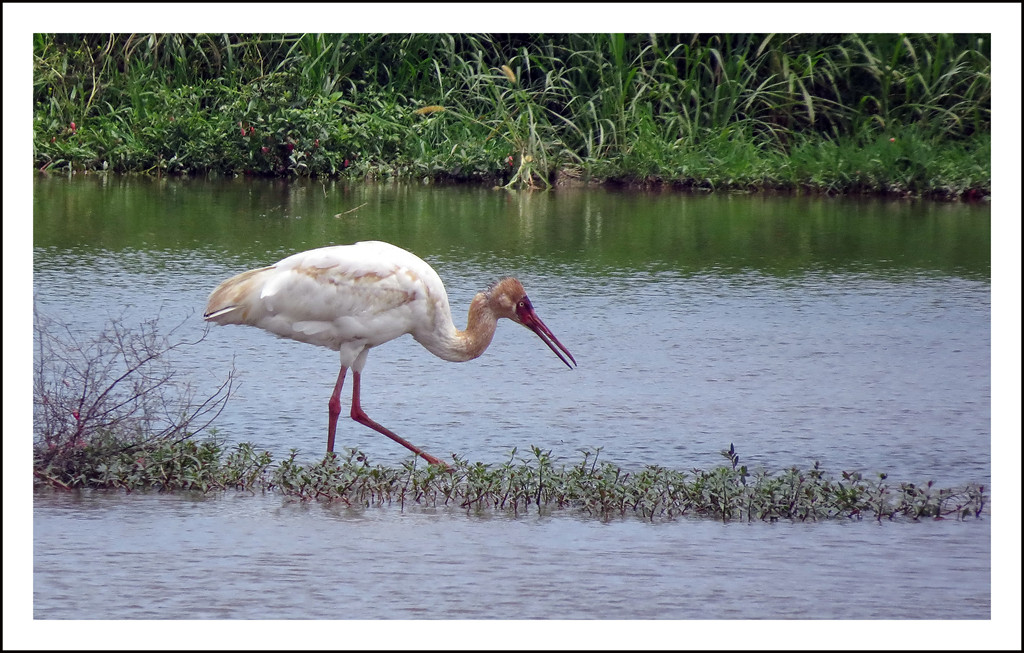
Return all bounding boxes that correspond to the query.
[33,33,990,199]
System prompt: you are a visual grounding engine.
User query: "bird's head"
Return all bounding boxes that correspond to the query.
[488,277,577,369]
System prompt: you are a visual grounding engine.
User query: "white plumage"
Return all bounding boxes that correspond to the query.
[204,240,575,467]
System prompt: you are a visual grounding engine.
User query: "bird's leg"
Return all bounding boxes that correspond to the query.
[349,371,450,469]
[327,366,348,453]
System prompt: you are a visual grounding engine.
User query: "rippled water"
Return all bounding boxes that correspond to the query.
[33,490,990,620]
[27,177,993,625]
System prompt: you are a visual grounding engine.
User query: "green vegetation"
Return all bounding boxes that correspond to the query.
[33,33,990,199]
[33,436,987,523]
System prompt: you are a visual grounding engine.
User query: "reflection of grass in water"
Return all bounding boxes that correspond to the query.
[34,437,986,524]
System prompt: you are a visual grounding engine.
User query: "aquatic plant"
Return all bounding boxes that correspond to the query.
[33,437,987,523]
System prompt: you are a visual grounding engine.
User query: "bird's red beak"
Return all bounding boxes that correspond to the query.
[514,297,577,369]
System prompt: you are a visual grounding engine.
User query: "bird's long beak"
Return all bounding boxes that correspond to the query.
[515,297,577,369]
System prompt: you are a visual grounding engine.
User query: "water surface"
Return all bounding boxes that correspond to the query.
[33,489,990,620]
[30,176,992,621]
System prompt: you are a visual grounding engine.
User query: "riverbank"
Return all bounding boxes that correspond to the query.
[33,34,991,200]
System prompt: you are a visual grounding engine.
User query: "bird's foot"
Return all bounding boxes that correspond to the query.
[420,454,452,471]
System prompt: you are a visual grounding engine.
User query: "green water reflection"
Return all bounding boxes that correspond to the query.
[33,175,990,280]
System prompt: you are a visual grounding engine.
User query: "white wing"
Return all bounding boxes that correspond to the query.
[205,241,457,367]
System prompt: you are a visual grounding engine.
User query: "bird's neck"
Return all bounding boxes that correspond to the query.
[417,292,498,363]
[459,292,500,359]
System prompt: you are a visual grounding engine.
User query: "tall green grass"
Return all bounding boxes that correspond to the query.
[32,33,990,198]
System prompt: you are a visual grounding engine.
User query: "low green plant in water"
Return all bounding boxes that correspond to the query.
[33,438,987,524]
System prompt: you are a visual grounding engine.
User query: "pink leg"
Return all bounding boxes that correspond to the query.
[350,371,449,468]
[326,366,347,453]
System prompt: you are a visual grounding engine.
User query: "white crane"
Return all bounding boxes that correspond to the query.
[204,240,576,467]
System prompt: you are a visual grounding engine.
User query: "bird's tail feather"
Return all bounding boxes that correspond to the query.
[203,265,276,325]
